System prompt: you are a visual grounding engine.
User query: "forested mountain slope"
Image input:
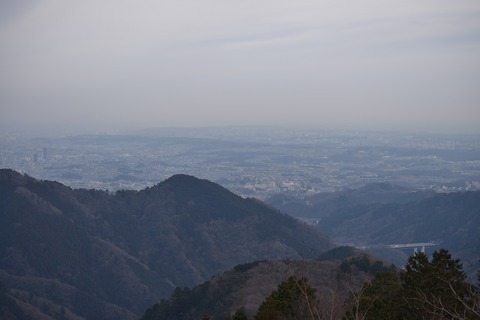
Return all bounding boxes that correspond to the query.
[319,191,480,268]
[267,182,435,219]
[141,247,392,320]
[268,184,480,274]
[0,169,332,320]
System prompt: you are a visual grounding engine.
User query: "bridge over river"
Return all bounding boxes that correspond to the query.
[355,241,439,254]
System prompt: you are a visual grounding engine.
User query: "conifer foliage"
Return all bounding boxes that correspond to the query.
[402,249,478,320]
[349,249,479,320]
[254,276,317,320]
[140,249,479,320]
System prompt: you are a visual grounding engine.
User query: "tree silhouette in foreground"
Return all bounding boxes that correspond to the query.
[255,276,317,320]
[348,249,479,320]
[402,249,479,320]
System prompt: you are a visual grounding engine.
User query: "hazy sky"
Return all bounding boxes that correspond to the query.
[1,0,479,132]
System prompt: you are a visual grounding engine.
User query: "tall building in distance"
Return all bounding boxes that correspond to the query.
[42,147,48,160]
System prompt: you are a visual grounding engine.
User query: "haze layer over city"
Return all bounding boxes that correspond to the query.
[2,128,480,200]
[2,1,479,192]
[1,0,479,195]
[1,1,479,133]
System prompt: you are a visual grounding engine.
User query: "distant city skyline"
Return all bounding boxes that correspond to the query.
[1,0,479,133]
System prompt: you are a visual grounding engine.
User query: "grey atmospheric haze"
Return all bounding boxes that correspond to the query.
[1,0,480,133]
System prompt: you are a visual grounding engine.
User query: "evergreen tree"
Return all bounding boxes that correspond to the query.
[345,249,479,320]
[344,271,404,320]
[226,307,249,320]
[402,249,475,320]
[255,276,316,320]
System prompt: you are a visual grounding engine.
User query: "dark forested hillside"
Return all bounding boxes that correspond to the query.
[141,248,393,320]
[319,191,480,270]
[0,169,332,320]
[268,184,480,275]
[267,182,435,219]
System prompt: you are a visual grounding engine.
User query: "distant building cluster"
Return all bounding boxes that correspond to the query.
[1,129,480,197]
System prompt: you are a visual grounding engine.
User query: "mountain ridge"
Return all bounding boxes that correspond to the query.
[0,169,332,319]
[267,182,480,275]
[140,248,394,320]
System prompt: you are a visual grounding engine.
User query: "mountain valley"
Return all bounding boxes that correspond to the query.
[1,169,479,319]
[0,169,331,319]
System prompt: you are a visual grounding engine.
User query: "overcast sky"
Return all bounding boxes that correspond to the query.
[1,0,479,133]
